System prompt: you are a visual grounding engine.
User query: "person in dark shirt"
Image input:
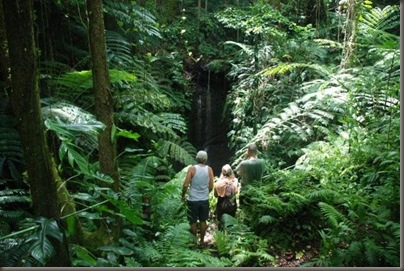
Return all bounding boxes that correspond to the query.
[234,143,264,206]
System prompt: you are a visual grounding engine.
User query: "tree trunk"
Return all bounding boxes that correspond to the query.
[340,0,357,68]
[0,0,9,84]
[86,0,121,243]
[87,0,120,189]
[305,0,327,27]
[2,0,70,266]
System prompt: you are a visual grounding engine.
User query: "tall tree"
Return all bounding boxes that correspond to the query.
[87,0,120,189]
[86,0,121,243]
[2,0,70,266]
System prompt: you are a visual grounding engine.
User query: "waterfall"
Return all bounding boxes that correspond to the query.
[189,68,233,176]
[205,70,211,149]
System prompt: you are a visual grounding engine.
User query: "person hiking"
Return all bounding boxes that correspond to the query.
[234,143,264,207]
[214,164,238,229]
[181,150,214,247]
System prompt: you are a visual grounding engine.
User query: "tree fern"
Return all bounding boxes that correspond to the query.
[358,5,400,47]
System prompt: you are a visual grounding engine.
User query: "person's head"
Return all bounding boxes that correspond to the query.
[221,164,233,177]
[247,143,258,156]
[196,150,208,164]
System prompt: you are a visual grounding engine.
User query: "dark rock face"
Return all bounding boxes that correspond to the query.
[188,69,233,176]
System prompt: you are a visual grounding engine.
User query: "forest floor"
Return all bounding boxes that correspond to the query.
[201,217,318,267]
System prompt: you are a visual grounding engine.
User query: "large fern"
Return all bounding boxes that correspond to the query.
[0,108,31,235]
[358,5,400,47]
[216,214,275,267]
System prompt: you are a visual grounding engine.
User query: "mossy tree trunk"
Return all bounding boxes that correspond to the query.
[2,0,70,266]
[87,0,121,242]
[87,0,120,189]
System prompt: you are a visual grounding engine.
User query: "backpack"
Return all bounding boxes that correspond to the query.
[220,180,236,212]
[224,180,234,197]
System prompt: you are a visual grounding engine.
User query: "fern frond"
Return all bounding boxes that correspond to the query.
[0,189,30,204]
[258,215,277,224]
[318,202,352,231]
[160,222,195,248]
[0,115,24,161]
[137,242,163,263]
[260,63,331,78]
[158,139,196,166]
[361,5,399,32]
[363,238,385,266]
[224,41,254,56]
[214,231,231,255]
[0,238,32,267]
[50,69,136,108]
[307,189,340,202]
[0,115,25,186]
[165,246,232,267]
[250,80,347,150]
[39,60,74,78]
[117,111,187,139]
[280,191,309,204]
[105,30,133,69]
[359,5,400,48]
[106,1,161,38]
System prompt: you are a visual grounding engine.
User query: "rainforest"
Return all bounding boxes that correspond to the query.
[0,0,400,268]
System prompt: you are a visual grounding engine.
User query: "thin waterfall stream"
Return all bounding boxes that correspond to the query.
[188,68,233,176]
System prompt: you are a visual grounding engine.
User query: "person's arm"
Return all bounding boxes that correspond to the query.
[233,178,239,194]
[208,167,214,192]
[235,161,244,177]
[181,166,195,202]
[213,182,218,197]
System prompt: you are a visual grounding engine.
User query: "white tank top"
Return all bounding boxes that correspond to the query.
[188,165,210,201]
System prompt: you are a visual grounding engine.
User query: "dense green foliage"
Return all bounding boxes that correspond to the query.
[0,0,399,267]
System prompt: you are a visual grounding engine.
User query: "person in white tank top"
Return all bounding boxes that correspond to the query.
[181,150,214,247]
